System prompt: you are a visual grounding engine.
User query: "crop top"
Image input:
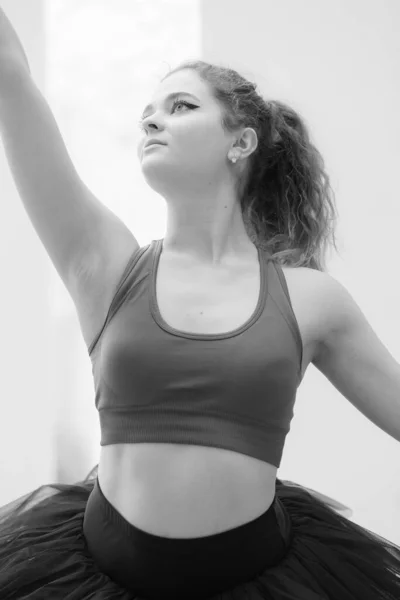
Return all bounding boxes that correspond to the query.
[88,238,304,468]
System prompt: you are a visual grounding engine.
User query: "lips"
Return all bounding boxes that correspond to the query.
[144,140,167,149]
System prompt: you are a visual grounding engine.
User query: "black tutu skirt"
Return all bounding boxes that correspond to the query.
[0,464,400,599]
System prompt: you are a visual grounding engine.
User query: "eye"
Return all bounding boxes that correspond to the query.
[138,99,195,131]
[170,99,192,113]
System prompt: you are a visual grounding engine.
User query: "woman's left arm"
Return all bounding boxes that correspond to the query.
[313,273,400,442]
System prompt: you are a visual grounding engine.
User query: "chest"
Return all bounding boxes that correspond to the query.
[155,254,322,381]
[155,258,259,334]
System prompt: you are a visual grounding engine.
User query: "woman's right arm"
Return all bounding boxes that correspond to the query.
[0,6,139,332]
[0,4,31,77]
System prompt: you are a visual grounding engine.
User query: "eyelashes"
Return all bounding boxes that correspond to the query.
[138,99,196,131]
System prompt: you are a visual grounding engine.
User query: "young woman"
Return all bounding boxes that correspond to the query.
[1,6,399,599]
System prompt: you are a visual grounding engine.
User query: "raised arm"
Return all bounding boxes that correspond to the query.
[0,5,138,300]
[0,4,31,77]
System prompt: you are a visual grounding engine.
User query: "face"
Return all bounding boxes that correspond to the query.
[137,70,239,195]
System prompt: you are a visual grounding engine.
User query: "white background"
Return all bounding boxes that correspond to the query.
[0,0,399,544]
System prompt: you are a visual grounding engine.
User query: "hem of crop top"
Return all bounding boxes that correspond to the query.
[149,238,268,341]
[98,410,286,468]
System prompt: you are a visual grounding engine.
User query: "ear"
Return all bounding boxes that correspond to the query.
[235,127,258,160]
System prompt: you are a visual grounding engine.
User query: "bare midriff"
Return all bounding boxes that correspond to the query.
[98,443,277,538]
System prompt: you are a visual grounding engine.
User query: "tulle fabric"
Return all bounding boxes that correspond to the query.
[0,464,400,599]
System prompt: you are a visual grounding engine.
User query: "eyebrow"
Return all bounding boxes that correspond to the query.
[142,92,200,117]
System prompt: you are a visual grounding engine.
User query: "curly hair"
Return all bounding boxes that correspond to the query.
[162,60,340,272]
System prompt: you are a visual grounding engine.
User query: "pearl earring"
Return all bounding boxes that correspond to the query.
[230,153,238,163]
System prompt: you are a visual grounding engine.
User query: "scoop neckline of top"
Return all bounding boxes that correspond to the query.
[149,238,268,340]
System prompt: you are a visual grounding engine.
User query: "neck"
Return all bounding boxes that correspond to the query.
[162,204,253,266]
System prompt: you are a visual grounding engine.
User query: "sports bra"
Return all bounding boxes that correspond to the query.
[88,239,303,468]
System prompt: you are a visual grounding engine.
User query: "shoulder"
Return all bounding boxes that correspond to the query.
[295,267,366,362]
[281,264,348,359]
[292,265,348,320]
[280,262,332,299]
[281,262,339,301]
